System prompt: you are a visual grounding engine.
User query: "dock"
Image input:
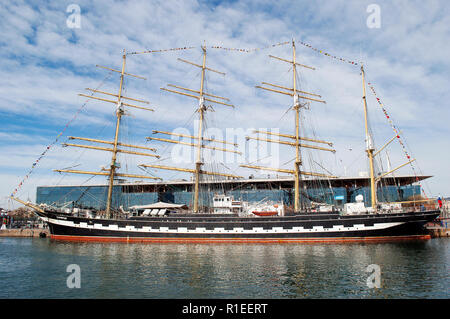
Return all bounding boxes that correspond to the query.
[0,228,50,238]
[426,209,450,237]
[426,225,450,238]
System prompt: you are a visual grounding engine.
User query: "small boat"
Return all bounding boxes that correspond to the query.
[252,211,278,217]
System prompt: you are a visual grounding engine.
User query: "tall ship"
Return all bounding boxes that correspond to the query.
[11,40,439,243]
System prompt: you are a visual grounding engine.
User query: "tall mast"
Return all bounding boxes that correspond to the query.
[292,39,302,212]
[143,44,241,213]
[105,49,127,218]
[54,50,159,218]
[241,39,335,212]
[361,65,377,210]
[193,45,207,213]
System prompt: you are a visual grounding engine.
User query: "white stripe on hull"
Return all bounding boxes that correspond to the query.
[47,217,404,235]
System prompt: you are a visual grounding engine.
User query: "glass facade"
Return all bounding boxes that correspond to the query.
[36,183,422,210]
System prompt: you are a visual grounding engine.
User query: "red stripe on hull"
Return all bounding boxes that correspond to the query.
[50,234,431,244]
[252,211,278,216]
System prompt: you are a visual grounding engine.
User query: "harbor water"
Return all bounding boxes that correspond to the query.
[0,237,448,299]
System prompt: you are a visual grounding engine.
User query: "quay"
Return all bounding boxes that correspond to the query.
[427,227,450,238]
[426,218,450,238]
[0,228,50,238]
[426,201,450,238]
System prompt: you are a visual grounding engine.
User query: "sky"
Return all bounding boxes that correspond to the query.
[1,0,449,209]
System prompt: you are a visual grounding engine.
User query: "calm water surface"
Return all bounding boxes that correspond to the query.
[0,237,448,298]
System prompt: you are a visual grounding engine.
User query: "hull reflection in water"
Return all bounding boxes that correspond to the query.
[1,237,449,298]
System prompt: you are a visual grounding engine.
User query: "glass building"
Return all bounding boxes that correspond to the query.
[36,175,427,211]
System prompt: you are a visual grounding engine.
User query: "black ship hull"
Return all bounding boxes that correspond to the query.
[35,209,439,243]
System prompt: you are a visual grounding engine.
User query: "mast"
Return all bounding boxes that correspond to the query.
[361,66,418,210]
[54,49,159,218]
[240,39,336,212]
[360,65,377,210]
[193,45,207,213]
[105,49,126,218]
[292,40,302,211]
[143,44,241,213]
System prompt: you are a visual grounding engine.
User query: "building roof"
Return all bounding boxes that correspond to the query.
[38,174,432,190]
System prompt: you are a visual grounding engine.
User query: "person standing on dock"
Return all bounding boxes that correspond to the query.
[437,196,443,209]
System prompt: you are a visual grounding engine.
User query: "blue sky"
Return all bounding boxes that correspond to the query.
[1,0,449,208]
